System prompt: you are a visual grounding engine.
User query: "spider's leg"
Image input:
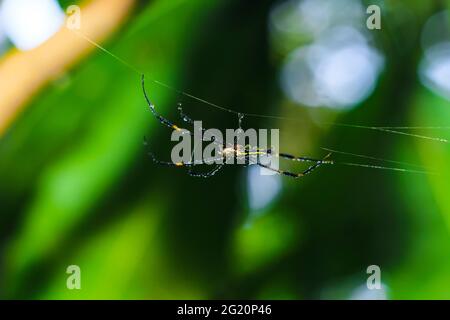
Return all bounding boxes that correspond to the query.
[187,154,226,177]
[177,103,226,146]
[146,144,223,170]
[238,113,244,130]
[277,152,334,164]
[188,164,224,178]
[177,103,195,126]
[257,163,306,178]
[142,75,188,133]
[147,150,192,167]
[257,153,332,178]
[177,103,208,137]
[144,138,193,167]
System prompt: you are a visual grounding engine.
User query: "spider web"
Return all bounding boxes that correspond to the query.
[72,30,443,176]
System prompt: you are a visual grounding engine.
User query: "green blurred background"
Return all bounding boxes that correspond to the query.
[0,0,449,299]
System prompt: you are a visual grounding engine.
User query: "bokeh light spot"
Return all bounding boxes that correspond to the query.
[281,26,384,109]
[0,0,64,51]
[247,165,282,212]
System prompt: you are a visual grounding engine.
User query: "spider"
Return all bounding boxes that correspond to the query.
[142,75,333,178]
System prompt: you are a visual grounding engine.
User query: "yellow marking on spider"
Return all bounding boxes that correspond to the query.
[172,125,181,131]
[175,162,184,166]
